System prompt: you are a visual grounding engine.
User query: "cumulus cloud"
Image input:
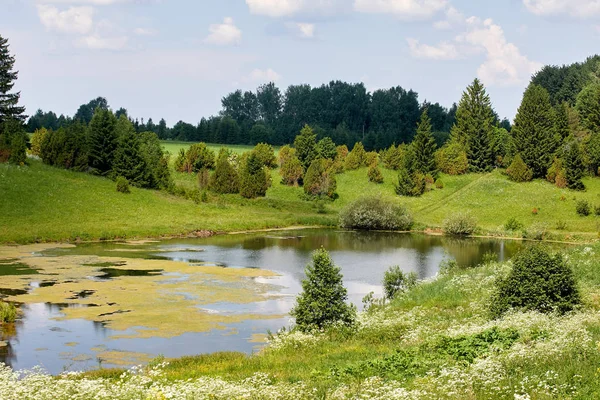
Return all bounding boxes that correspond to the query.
[407,38,459,60]
[523,0,600,18]
[354,0,447,20]
[248,68,281,82]
[37,5,95,34]
[204,17,242,46]
[433,6,464,29]
[76,35,129,50]
[245,0,339,17]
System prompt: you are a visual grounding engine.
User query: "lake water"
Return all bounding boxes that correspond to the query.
[0,229,525,374]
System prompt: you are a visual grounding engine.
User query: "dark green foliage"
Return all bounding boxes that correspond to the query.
[585,133,600,175]
[576,83,600,132]
[115,176,130,194]
[0,35,26,124]
[554,102,571,143]
[138,132,173,190]
[512,84,557,178]
[176,143,215,173]
[380,144,404,170]
[443,212,477,235]
[8,129,26,165]
[239,152,270,199]
[0,118,27,164]
[490,246,580,318]
[450,79,494,172]
[316,137,337,160]
[345,142,366,170]
[249,123,272,145]
[489,127,514,167]
[74,97,108,125]
[88,108,118,175]
[39,123,89,170]
[504,217,523,232]
[506,154,533,182]
[576,200,591,216]
[565,142,585,190]
[290,248,356,332]
[339,196,413,231]
[412,109,437,175]
[367,163,384,183]
[251,143,277,168]
[435,327,519,363]
[210,149,239,194]
[294,124,317,170]
[383,266,417,300]
[395,150,425,197]
[304,158,337,198]
[112,116,150,187]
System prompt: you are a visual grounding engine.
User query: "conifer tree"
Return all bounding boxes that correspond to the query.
[450,79,494,172]
[576,83,600,133]
[294,124,317,170]
[554,102,571,144]
[88,108,118,175]
[304,158,337,198]
[290,248,356,332]
[512,84,557,179]
[412,108,437,175]
[565,141,585,190]
[0,35,26,124]
[239,152,270,198]
[210,149,239,194]
[112,115,149,187]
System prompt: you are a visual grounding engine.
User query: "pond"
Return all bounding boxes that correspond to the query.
[0,229,526,374]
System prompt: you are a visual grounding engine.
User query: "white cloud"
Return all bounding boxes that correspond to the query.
[523,0,600,18]
[134,27,157,36]
[248,68,281,82]
[285,22,316,38]
[433,6,464,29]
[204,17,242,46]
[407,38,459,59]
[37,5,95,34]
[245,0,339,17]
[354,0,447,20]
[38,0,134,4]
[76,35,128,50]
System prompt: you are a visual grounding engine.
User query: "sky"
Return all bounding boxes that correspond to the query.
[2,0,600,126]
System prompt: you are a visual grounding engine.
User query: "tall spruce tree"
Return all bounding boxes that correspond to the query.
[450,79,494,172]
[576,83,600,133]
[554,102,571,144]
[412,108,437,175]
[294,124,317,170]
[512,84,557,179]
[112,115,149,187]
[565,141,585,190]
[239,152,270,198]
[0,35,26,124]
[88,108,118,175]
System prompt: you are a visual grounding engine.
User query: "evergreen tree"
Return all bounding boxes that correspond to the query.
[576,83,600,133]
[316,137,337,160]
[554,102,571,144]
[0,35,26,124]
[506,154,533,182]
[239,152,270,198]
[5,119,26,164]
[304,158,337,198]
[290,248,356,332]
[450,79,494,172]
[157,118,168,139]
[112,115,149,187]
[88,108,118,175]
[139,131,172,190]
[294,124,317,170]
[412,108,437,175]
[512,84,557,178]
[210,149,239,194]
[565,141,585,190]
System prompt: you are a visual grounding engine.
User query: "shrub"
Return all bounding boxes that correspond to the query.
[290,248,356,332]
[315,137,337,160]
[576,199,591,216]
[197,168,210,190]
[252,143,277,169]
[304,158,337,199]
[187,143,216,172]
[435,143,468,175]
[174,148,186,172]
[364,151,378,167]
[116,176,130,193]
[490,246,580,318]
[443,212,477,236]
[546,158,565,187]
[395,166,425,197]
[280,153,303,186]
[504,217,523,232]
[239,152,271,199]
[278,144,295,166]
[345,142,366,170]
[435,179,444,189]
[335,145,349,163]
[506,154,533,182]
[383,266,417,300]
[367,163,384,184]
[0,301,17,323]
[339,196,413,231]
[522,223,548,241]
[210,149,239,194]
[30,128,48,157]
[381,144,404,170]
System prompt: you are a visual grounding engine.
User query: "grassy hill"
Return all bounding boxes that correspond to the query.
[2,144,600,244]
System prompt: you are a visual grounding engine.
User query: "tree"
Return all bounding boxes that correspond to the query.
[506,154,533,183]
[290,248,356,332]
[576,83,600,133]
[74,97,109,125]
[450,79,494,172]
[565,141,585,190]
[279,147,303,186]
[345,142,366,170]
[554,102,571,144]
[139,131,172,190]
[239,152,271,198]
[88,108,118,175]
[112,115,149,187]
[435,143,468,175]
[304,158,337,198]
[512,84,557,178]
[412,108,437,175]
[5,119,26,165]
[30,128,48,157]
[0,35,26,124]
[249,123,272,145]
[157,118,168,139]
[210,149,239,194]
[367,163,384,183]
[316,137,337,160]
[294,124,317,170]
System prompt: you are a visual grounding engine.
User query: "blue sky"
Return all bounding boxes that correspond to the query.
[2,0,600,126]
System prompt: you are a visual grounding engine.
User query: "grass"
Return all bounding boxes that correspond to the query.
[0,301,17,323]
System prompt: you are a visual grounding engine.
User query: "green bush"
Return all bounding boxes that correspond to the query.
[239,152,271,199]
[435,143,468,175]
[490,246,580,318]
[176,143,215,173]
[504,217,523,232]
[0,301,17,323]
[345,142,366,170]
[395,167,425,197]
[252,143,278,169]
[339,196,413,231]
[381,144,404,170]
[576,199,591,216]
[595,205,600,216]
[115,176,130,194]
[443,212,477,236]
[506,154,533,182]
[435,179,444,189]
[210,149,239,194]
[304,158,337,199]
[367,164,384,184]
[383,266,417,300]
[290,248,356,332]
